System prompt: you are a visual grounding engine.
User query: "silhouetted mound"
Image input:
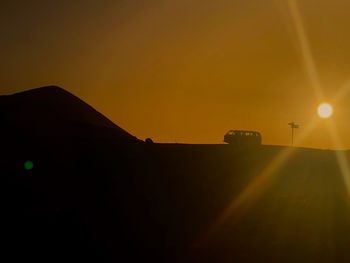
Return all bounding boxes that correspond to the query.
[0,86,139,141]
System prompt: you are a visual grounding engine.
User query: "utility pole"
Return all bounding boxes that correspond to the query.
[288,122,299,146]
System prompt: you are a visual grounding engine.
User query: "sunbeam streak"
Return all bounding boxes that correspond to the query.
[197,0,328,244]
[286,0,323,100]
[333,79,350,104]
[195,0,350,250]
[326,121,350,197]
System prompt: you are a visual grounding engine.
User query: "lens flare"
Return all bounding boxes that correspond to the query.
[24,160,34,171]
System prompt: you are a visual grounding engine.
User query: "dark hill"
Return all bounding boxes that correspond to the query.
[0,86,139,141]
[1,87,350,263]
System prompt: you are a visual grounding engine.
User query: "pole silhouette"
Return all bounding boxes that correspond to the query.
[288,122,299,146]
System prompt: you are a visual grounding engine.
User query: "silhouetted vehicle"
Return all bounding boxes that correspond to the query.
[224,130,262,147]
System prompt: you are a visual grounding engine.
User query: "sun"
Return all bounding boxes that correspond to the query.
[317,103,333,119]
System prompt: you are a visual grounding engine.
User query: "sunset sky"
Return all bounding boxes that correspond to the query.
[2,0,350,149]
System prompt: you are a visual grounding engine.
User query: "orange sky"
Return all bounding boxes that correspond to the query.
[2,0,350,149]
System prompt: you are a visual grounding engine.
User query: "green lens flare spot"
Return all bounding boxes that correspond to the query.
[24,161,34,171]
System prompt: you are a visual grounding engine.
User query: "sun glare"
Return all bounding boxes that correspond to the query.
[317,103,333,119]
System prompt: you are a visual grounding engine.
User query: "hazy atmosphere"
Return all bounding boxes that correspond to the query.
[2,0,350,148]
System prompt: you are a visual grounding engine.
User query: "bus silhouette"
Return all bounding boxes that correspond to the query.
[224,130,262,147]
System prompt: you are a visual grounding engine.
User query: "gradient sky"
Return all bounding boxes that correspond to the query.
[2,0,350,148]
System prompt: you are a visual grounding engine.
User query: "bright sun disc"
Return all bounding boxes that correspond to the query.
[317,103,333,119]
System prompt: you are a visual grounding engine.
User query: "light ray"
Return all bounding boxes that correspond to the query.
[333,79,350,103]
[198,0,330,244]
[196,0,350,249]
[326,121,350,196]
[286,0,323,100]
[327,81,350,198]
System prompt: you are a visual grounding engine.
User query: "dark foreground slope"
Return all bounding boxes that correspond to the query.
[1,87,349,262]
